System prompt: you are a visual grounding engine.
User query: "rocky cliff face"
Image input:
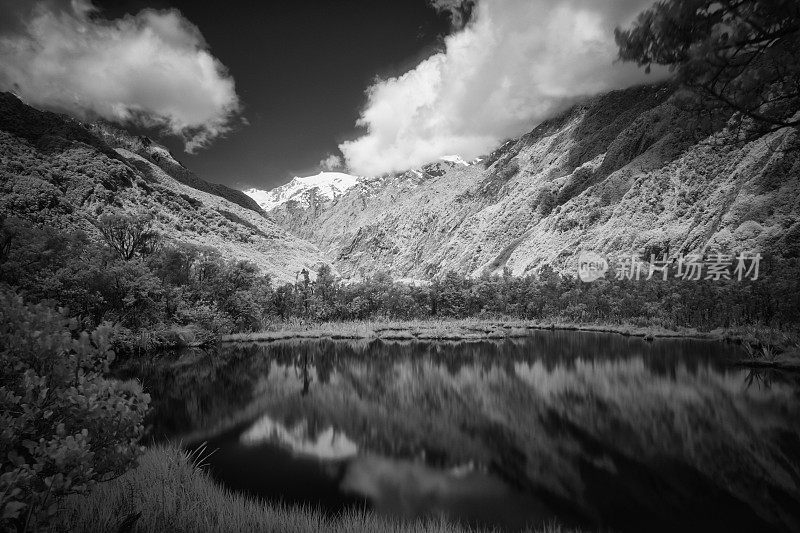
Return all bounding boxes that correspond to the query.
[259,83,800,280]
[0,93,329,283]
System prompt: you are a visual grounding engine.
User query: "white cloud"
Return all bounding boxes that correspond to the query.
[340,0,668,176]
[319,153,344,171]
[0,0,241,152]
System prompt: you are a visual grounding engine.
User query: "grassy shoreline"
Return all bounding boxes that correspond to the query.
[220,319,800,370]
[221,318,773,344]
[61,444,578,533]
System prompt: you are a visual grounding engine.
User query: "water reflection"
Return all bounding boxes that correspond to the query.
[341,454,551,531]
[118,332,800,533]
[241,414,358,460]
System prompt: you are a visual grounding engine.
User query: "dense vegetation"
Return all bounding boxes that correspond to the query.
[0,290,149,531]
[3,215,799,350]
[616,0,800,138]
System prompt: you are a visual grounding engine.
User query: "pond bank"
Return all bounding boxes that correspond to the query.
[221,320,800,370]
[221,319,760,344]
[61,444,579,533]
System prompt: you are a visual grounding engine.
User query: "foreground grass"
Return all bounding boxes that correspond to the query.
[61,445,578,533]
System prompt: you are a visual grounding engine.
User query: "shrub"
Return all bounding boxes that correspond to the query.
[0,289,150,531]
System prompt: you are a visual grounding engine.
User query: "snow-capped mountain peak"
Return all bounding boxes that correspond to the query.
[245,171,362,212]
[245,155,476,212]
[439,154,470,166]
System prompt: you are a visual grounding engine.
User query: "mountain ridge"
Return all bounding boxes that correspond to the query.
[244,155,486,214]
[257,82,800,280]
[89,122,266,216]
[0,92,330,283]
[4,81,798,285]
[245,171,363,212]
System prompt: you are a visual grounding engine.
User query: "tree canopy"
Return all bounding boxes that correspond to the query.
[616,0,800,134]
[94,212,159,261]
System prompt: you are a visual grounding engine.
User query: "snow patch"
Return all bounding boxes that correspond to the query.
[245,171,362,211]
[440,154,470,166]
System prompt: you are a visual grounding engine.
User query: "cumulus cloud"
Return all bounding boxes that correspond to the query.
[319,154,345,171]
[0,0,241,152]
[340,0,668,176]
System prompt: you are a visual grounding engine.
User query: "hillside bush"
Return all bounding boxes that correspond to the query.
[0,289,150,531]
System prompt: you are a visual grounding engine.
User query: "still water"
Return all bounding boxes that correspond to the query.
[118,331,800,533]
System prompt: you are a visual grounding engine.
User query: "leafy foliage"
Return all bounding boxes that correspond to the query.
[0,289,150,531]
[616,0,800,135]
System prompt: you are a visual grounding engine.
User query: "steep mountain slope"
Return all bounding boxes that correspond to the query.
[257,83,800,279]
[0,93,329,282]
[90,123,266,216]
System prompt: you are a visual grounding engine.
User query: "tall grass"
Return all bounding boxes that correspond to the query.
[60,444,577,533]
[221,317,721,343]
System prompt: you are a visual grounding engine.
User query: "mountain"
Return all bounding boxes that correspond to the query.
[244,156,488,215]
[245,172,363,212]
[254,83,800,280]
[90,122,266,216]
[0,92,329,282]
[5,81,797,286]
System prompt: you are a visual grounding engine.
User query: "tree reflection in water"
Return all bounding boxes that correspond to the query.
[119,332,800,533]
[295,352,313,396]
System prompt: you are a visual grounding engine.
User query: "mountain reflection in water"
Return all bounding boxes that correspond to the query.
[117,332,800,533]
[240,414,358,460]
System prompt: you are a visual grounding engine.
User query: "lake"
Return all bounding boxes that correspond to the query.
[118,331,800,533]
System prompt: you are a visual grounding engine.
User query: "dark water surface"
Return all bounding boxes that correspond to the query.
[118,331,800,533]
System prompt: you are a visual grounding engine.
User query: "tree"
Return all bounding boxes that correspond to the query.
[296,268,312,317]
[313,264,337,320]
[437,271,468,317]
[92,259,165,328]
[616,0,800,136]
[94,212,159,261]
[271,284,295,320]
[151,243,201,287]
[0,289,149,531]
[209,260,262,331]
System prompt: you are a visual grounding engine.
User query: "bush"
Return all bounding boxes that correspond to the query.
[0,288,150,531]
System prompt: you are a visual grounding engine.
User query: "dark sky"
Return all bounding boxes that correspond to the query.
[94,0,453,190]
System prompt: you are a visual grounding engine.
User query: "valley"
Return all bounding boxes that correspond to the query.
[248,83,800,281]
